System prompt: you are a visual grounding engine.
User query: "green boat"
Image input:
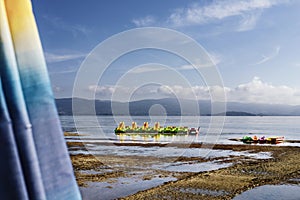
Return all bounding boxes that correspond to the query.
[241,135,284,144]
[114,122,196,135]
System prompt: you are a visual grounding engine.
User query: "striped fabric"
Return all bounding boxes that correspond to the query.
[0,0,81,199]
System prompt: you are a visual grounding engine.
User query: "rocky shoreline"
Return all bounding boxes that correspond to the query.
[68,141,300,199]
[122,145,300,199]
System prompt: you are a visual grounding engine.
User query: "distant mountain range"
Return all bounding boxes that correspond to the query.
[55,98,300,116]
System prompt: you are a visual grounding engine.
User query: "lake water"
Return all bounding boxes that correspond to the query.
[61,115,300,145]
[233,184,300,200]
[62,116,300,199]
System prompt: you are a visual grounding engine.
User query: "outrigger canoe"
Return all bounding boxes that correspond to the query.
[115,122,200,136]
[241,135,284,144]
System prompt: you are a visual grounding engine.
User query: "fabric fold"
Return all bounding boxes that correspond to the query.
[0,0,81,199]
[0,1,46,199]
[0,79,29,200]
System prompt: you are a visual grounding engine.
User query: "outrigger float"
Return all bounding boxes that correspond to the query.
[115,122,199,136]
[241,135,284,144]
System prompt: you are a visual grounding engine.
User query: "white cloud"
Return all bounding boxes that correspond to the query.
[157,85,228,102]
[237,11,262,31]
[131,0,288,32]
[178,65,195,70]
[177,52,221,70]
[88,85,116,96]
[152,77,300,105]
[45,52,86,63]
[88,77,300,105]
[228,76,300,105]
[130,66,166,74]
[252,46,281,65]
[49,69,78,75]
[43,15,91,37]
[177,52,222,70]
[168,0,285,28]
[132,15,156,27]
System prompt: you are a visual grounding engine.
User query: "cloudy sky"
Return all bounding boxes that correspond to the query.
[31,0,300,105]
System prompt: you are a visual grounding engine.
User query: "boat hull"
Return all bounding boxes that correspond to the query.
[241,136,284,144]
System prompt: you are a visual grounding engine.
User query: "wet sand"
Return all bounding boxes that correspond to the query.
[68,142,300,199]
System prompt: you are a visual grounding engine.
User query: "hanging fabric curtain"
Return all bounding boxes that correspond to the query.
[0,0,81,199]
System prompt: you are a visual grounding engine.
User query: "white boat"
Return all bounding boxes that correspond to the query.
[188,127,200,135]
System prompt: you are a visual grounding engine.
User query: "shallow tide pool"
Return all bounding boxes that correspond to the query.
[233,184,300,200]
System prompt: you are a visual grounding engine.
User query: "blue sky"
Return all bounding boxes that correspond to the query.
[31,0,300,105]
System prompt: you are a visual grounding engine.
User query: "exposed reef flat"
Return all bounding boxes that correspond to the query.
[68,141,300,199]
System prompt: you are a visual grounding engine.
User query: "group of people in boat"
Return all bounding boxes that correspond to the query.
[241,135,284,144]
[115,121,199,135]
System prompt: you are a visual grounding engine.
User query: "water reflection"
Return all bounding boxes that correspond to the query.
[234,184,300,200]
[117,133,198,143]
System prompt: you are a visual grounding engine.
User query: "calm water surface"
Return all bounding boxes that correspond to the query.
[61,116,300,199]
[61,116,300,145]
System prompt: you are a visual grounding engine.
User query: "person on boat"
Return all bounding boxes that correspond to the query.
[154,122,160,131]
[253,135,258,143]
[131,122,137,130]
[143,122,149,130]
